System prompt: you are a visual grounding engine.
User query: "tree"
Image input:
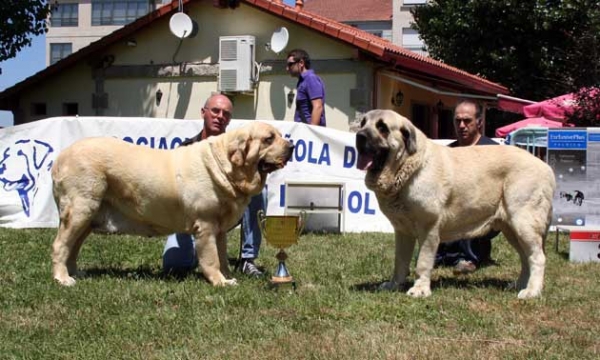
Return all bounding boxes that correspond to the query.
[411,0,600,102]
[0,1,53,62]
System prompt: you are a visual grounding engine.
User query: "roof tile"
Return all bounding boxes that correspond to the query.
[281,6,298,20]
[303,0,392,22]
[310,16,327,32]
[267,1,285,14]
[296,11,313,26]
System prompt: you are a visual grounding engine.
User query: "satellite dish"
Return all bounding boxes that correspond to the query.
[169,12,194,39]
[270,27,289,54]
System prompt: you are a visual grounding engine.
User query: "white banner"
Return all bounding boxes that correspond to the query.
[0,117,400,232]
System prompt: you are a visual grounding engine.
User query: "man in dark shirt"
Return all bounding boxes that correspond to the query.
[286,48,326,126]
[435,99,499,274]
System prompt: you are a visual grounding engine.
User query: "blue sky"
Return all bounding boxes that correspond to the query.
[0,34,46,127]
[0,0,296,127]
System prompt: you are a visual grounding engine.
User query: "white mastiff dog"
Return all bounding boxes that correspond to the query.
[355,109,555,299]
[51,122,293,287]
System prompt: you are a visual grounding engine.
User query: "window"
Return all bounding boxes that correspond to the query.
[411,103,430,136]
[438,108,455,139]
[366,30,383,38]
[62,103,79,116]
[50,43,72,65]
[50,3,78,27]
[31,103,47,116]
[92,0,151,26]
[402,28,427,54]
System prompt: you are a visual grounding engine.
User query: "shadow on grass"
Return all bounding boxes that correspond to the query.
[431,276,513,291]
[350,276,513,293]
[81,257,256,283]
[82,265,205,282]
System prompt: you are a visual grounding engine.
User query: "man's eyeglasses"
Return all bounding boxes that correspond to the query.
[454,117,475,126]
[204,107,232,119]
[286,60,299,67]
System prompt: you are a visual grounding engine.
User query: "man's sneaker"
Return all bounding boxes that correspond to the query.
[240,259,264,277]
[453,260,477,275]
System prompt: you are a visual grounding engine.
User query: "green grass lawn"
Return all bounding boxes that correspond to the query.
[1,228,599,359]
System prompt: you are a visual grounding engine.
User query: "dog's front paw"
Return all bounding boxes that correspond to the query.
[406,284,431,298]
[223,278,238,286]
[378,281,401,291]
[517,288,541,299]
[55,276,77,287]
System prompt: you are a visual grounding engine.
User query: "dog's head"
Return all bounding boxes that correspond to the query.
[355,109,420,193]
[225,122,294,194]
[0,139,54,216]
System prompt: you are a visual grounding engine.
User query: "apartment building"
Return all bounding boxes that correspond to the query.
[46,0,170,65]
[393,0,427,55]
[302,0,393,42]
[303,0,427,54]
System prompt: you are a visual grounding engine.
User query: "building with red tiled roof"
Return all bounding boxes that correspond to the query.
[304,0,429,55]
[303,0,392,22]
[303,0,392,42]
[0,0,508,136]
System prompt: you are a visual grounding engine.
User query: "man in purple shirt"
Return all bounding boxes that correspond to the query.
[286,49,326,126]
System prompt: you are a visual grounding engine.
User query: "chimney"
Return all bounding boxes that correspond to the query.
[295,0,303,11]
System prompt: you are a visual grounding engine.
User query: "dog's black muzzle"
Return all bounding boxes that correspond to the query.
[355,131,370,155]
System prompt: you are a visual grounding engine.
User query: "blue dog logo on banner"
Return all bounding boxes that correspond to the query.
[0,139,54,217]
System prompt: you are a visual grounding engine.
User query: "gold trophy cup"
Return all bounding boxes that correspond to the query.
[258,210,306,289]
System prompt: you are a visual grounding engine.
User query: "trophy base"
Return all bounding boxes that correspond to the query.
[268,278,297,291]
[271,275,293,283]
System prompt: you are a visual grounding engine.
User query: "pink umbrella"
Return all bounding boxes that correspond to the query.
[494,117,565,137]
[523,93,578,121]
[522,88,599,122]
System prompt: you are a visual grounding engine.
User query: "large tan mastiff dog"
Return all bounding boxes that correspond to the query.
[355,109,555,299]
[51,122,293,287]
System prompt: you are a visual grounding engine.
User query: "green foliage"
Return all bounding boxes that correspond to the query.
[1,228,600,359]
[566,86,600,126]
[0,0,53,62]
[411,0,600,102]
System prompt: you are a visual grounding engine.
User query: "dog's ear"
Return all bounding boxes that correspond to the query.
[228,131,262,168]
[228,136,246,167]
[31,140,54,170]
[244,136,261,167]
[401,124,417,155]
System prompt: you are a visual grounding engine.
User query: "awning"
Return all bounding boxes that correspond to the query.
[496,94,536,114]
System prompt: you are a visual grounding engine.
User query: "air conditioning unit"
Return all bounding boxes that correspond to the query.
[218,35,256,92]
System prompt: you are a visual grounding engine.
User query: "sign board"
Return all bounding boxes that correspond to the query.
[570,230,600,263]
[1,116,421,232]
[548,128,600,227]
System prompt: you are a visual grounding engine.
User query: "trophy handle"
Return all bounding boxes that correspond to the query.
[296,210,307,236]
[257,209,267,238]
